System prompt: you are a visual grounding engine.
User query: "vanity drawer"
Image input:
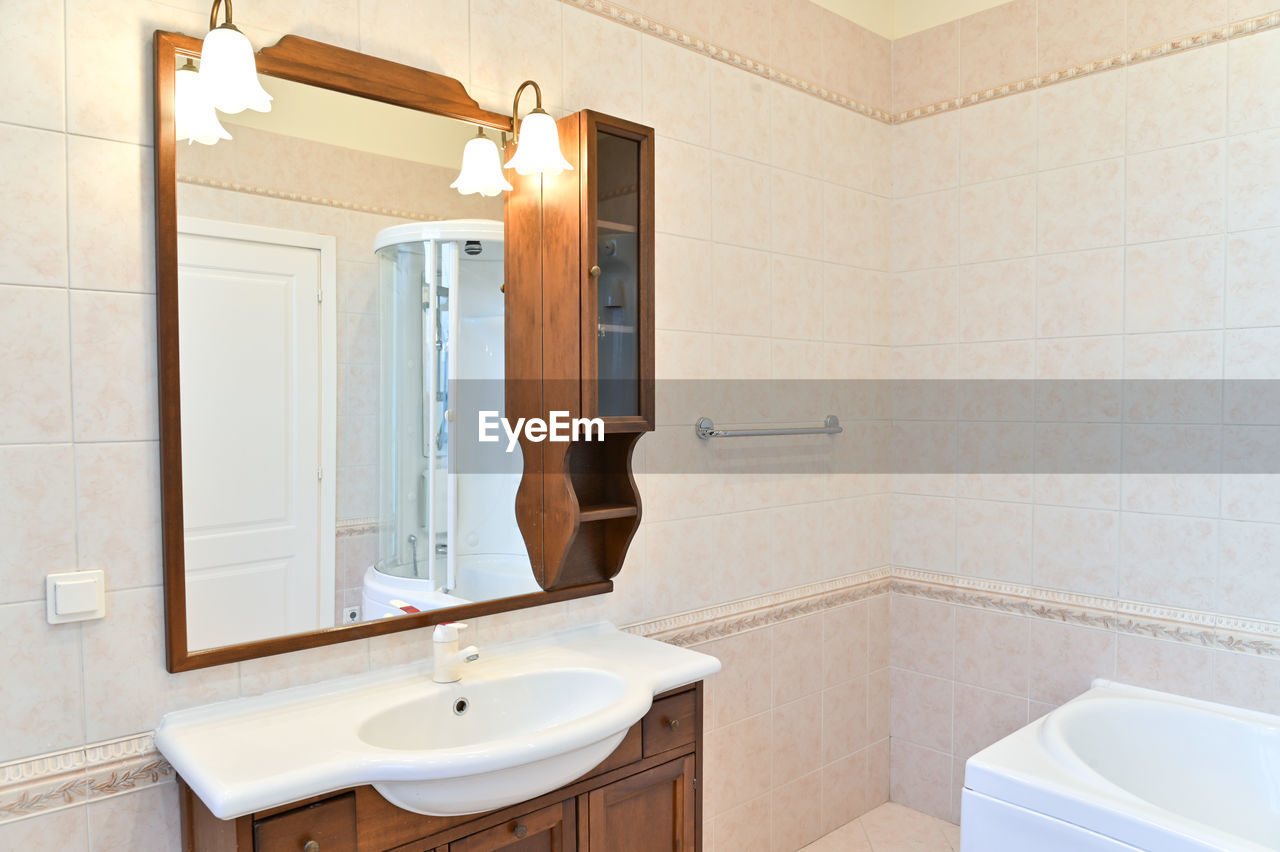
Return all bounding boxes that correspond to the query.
[642,690,696,757]
[253,793,356,851]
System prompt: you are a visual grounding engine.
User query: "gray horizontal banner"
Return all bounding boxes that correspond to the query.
[435,381,1280,474]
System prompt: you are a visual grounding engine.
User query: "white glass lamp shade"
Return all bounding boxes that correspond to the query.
[175,62,231,146]
[504,110,573,176]
[451,134,513,197]
[198,25,273,114]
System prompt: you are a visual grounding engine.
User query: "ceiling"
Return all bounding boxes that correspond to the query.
[812,0,1014,38]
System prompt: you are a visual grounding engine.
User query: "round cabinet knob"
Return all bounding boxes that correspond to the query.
[667,718,681,730]
[589,265,602,278]
[514,823,529,839]
[303,842,320,852]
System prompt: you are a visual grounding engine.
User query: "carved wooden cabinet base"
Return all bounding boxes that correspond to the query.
[178,683,703,852]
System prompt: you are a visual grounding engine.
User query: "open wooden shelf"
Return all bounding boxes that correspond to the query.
[578,502,640,522]
[598,219,638,234]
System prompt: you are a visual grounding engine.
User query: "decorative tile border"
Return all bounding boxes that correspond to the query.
[10,561,1280,824]
[625,567,892,646]
[891,567,1280,657]
[561,0,1280,125]
[336,518,378,538]
[0,734,173,826]
[178,173,442,223]
[559,0,894,123]
[896,11,1280,123]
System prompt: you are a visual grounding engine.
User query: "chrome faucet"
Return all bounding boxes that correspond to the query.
[432,622,480,683]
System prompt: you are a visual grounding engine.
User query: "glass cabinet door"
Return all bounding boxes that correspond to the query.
[584,114,653,430]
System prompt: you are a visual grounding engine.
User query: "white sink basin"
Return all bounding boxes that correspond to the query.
[155,624,720,819]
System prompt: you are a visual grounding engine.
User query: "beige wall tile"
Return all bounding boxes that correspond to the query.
[1037,0,1125,72]
[469,0,563,109]
[771,770,824,852]
[712,243,772,336]
[773,696,823,784]
[959,93,1036,185]
[892,23,959,112]
[1228,27,1280,134]
[562,6,643,116]
[1125,236,1225,333]
[80,587,239,741]
[892,112,958,199]
[827,186,893,271]
[74,442,161,589]
[888,739,952,821]
[771,171,826,261]
[359,0,469,79]
[1219,520,1280,621]
[1038,72,1126,170]
[892,268,957,346]
[889,594,954,677]
[772,613,824,704]
[709,62,772,164]
[821,749,871,833]
[1115,635,1214,700]
[1127,0,1229,48]
[705,711,772,815]
[0,285,72,443]
[641,38,710,147]
[1226,227,1280,328]
[825,109,891,197]
[1037,159,1125,253]
[654,137,712,239]
[771,86,827,179]
[1036,247,1125,338]
[0,0,65,131]
[958,258,1034,342]
[711,154,772,248]
[953,607,1029,696]
[891,494,956,575]
[822,602,869,686]
[0,444,76,606]
[69,137,154,294]
[955,499,1032,585]
[655,234,715,332]
[952,682,1026,761]
[958,174,1036,264]
[1228,128,1280,231]
[1126,43,1226,154]
[771,0,826,86]
[1027,620,1117,704]
[86,782,181,852]
[1119,512,1217,610]
[0,808,87,850]
[713,791,772,852]
[1033,505,1119,596]
[890,668,952,752]
[822,676,869,763]
[891,190,958,272]
[958,0,1037,95]
[703,626,773,729]
[0,601,84,762]
[1127,141,1226,243]
[708,0,773,63]
[0,125,67,288]
[69,292,158,442]
[1213,647,1280,714]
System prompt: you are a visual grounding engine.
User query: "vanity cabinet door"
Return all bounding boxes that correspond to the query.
[448,799,576,852]
[585,755,694,852]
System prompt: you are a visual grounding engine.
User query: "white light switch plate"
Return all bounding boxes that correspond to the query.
[46,570,106,623]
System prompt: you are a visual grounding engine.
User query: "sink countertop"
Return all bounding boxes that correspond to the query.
[155,622,720,819]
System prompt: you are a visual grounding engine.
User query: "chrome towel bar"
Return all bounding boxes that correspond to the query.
[695,415,843,439]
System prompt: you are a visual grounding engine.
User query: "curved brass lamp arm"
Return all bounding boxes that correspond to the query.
[209,0,235,31]
[510,80,543,144]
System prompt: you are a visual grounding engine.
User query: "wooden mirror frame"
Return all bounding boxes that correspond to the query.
[153,31,613,672]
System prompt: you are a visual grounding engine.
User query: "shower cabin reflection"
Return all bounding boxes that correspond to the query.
[362,220,538,619]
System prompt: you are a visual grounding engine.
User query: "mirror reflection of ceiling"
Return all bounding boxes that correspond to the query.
[813,0,1014,38]
[221,75,484,170]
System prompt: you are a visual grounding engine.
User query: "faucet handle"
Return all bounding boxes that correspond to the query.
[432,622,468,643]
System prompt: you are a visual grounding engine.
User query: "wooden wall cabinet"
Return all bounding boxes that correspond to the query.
[507,110,654,594]
[178,683,702,852]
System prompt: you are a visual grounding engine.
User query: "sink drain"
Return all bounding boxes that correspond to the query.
[453,698,469,716]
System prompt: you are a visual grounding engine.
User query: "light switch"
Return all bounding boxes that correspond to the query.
[46,570,106,624]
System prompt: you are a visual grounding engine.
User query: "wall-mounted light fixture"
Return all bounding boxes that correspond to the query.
[198,0,272,115]
[175,58,232,145]
[504,80,573,177]
[451,128,513,197]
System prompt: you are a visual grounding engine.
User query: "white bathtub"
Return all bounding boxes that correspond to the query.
[962,680,1280,851]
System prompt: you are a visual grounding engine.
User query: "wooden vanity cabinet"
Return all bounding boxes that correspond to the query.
[177,683,703,852]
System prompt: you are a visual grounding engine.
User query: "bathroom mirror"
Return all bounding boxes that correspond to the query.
[154,32,612,671]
